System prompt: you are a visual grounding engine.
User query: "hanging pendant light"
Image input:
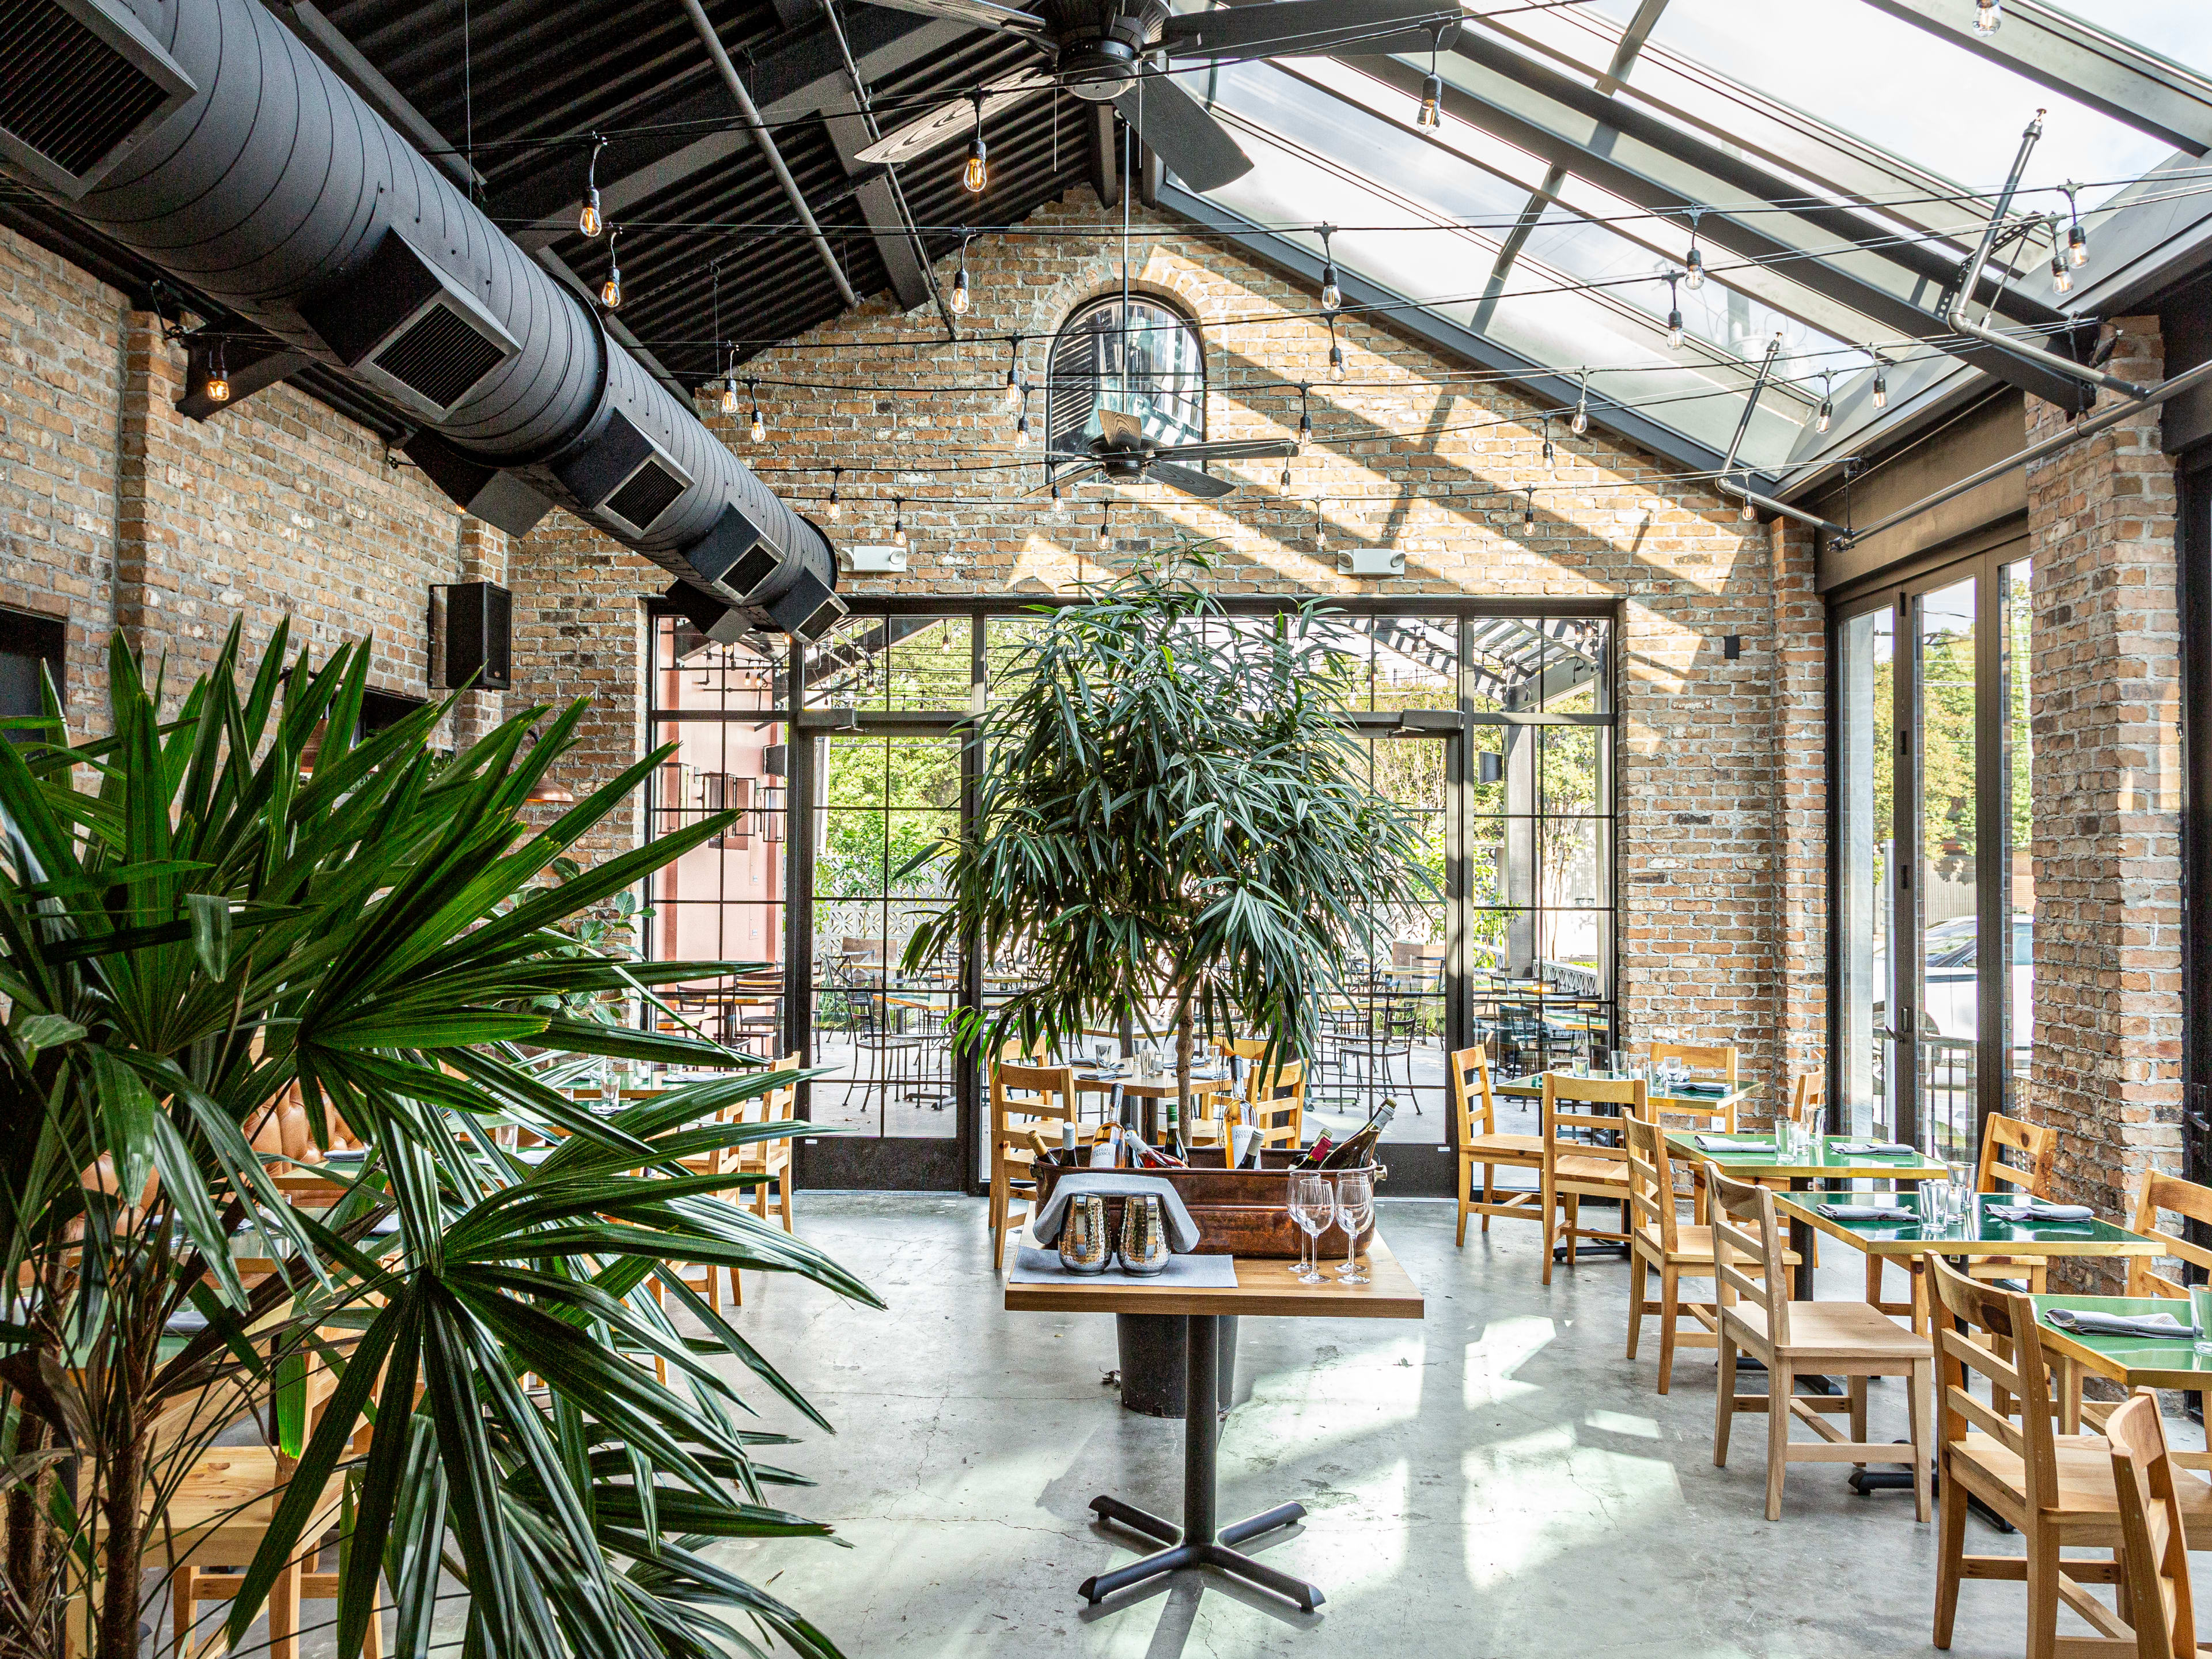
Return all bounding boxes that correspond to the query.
[1521,487,1536,533]
[1049,478,1064,516]
[1871,358,1889,410]
[204,339,230,404]
[827,465,843,521]
[578,135,605,237]
[600,229,622,310]
[1974,0,2001,33]
[1015,391,1031,447]
[1815,370,1834,435]
[748,380,766,444]
[1415,28,1444,130]
[962,92,989,194]
[1327,317,1346,382]
[950,233,972,315]
[1318,224,1341,310]
[1571,370,1590,435]
[1662,269,1684,349]
[1005,337,1024,408]
[892,498,907,548]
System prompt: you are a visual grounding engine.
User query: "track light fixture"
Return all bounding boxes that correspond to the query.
[2061,180,2088,267]
[1815,369,1834,435]
[1571,370,1589,435]
[204,338,229,404]
[892,497,907,548]
[1684,210,1705,290]
[578,135,605,237]
[1662,269,1684,350]
[827,465,842,521]
[747,379,764,444]
[1327,316,1345,382]
[1974,0,2001,33]
[1318,224,1341,311]
[963,92,989,194]
[599,229,622,309]
[951,232,972,316]
[1415,27,1444,130]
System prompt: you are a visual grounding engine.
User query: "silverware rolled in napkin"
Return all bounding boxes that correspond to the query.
[1057,1194,1111,1275]
[2044,1308,2199,1340]
[1834,1141,1916,1156]
[1816,1202,1917,1221]
[1118,1193,1171,1276]
[1988,1200,2096,1222]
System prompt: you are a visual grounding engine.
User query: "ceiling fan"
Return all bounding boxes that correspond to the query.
[853,0,1464,190]
[1048,406,1296,498]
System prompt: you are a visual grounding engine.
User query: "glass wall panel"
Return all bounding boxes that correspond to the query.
[1836,605,1896,1139]
[1914,576,1980,1162]
[2001,560,2035,1120]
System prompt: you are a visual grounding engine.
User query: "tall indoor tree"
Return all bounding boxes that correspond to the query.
[904,545,1433,1122]
[0,624,876,1659]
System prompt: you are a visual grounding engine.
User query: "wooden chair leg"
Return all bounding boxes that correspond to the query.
[1565,1195,1580,1267]
[1480,1162,1495,1234]
[1626,1248,1646,1360]
[267,1561,301,1659]
[1764,1359,1792,1521]
[1714,1339,1737,1465]
[1457,1159,1471,1247]
[1933,1448,1967,1648]
[1540,1180,1556,1287]
[2024,1517,2060,1659]
[1908,1358,1933,1524]
[1865,1251,1883,1308]
[1848,1374,1869,1449]
[1656,1266,1680,1396]
[779,1178,793,1232]
[173,1571,195,1659]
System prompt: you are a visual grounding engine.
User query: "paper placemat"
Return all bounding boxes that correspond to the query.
[1007,1244,1239,1288]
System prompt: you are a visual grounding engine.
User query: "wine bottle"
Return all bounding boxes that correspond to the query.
[1294,1133,1336,1171]
[1317,1100,1396,1170]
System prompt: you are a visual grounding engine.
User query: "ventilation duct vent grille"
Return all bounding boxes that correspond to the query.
[729,544,780,599]
[0,0,193,196]
[603,457,688,535]
[370,301,510,412]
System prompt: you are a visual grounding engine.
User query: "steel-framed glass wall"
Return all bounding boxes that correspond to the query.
[643,596,1618,1195]
[1830,540,2032,1161]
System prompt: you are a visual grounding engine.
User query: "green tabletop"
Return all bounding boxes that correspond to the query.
[2029,1294,2212,1391]
[1664,1131,1948,1183]
[1495,1070,1755,1114]
[1775,1191,2161,1259]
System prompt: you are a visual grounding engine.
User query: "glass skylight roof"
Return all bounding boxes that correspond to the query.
[1159,0,2212,494]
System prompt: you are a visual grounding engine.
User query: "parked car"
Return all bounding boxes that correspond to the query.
[1871,911,2032,1049]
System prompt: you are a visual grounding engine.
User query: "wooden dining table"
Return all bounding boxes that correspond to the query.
[1495,1069,1759,1131]
[2028,1294,2212,1467]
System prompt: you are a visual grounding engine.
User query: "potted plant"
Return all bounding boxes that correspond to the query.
[903,546,1430,1407]
[0,623,877,1659]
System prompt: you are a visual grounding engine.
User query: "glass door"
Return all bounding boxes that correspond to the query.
[1835,601,1895,1139]
[1910,575,1982,1163]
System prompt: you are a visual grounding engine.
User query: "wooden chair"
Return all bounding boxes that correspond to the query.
[2076,1173,2212,1466]
[1927,1254,2212,1657]
[988,1062,1080,1269]
[1245,1060,1306,1153]
[2104,1394,2200,1659]
[720,1054,801,1306]
[1623,1117,1797,1394]
[1869,1111,2061,1318]
[1453,1044,1541,1245]
[1538,1073,1647,1286]
[1786,1072,1825,1130]
[1710,1165,1933,1522]
[1650,1040,1741,1132]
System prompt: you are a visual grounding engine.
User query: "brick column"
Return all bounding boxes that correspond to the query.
[2024,317,2185,1263]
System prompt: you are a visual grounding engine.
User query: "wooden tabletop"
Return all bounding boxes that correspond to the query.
[1004,1232,1424,1319]
[1774,1192,2162,1260]
[2029,1296,2212,1392]
[1495,1071,1758,1113]
[1070,1071,1237,1100]
[1667,1132,1949,1183]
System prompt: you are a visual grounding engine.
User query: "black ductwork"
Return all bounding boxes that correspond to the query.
[0,0,839,637]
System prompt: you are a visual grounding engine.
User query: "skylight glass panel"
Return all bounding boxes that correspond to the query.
[2046,1,2212,83]
[1639,0,2175,206]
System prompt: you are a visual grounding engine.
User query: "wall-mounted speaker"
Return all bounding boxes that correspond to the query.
[441,581,512,691]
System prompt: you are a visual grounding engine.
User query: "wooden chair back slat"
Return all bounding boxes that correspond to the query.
[1622,1117,1678,1254]
[2127,1173,2212,1299]
[1451,1044,1497,1144]
[1652,1042,1739,1085]
[1707,1165,1786,1344]
[1925,1255,2062,1505]
[1978,1112,2057,1199]
[1540,1073,1646,1179]
[2107,1393,2200,1659]
[1247,1060,1305,1150]
[1787,1073,1825,1129]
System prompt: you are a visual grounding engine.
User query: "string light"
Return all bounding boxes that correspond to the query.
[1415,28,1444,130]
[1048,478,1064,516]
[1541,415,1556,477]
[2047,217,2073,293]
[600,229,622,310]
[1740,482,1758,523]
[1296,383,1312,451]
[2061,181,2088,267]
[892,497,907,547]
[1815,369,1834,434]
[1521,487,1536,533]
[204,339,229,404]
[963,92,988,194]
[1571,370,1589,435]
[950,232,972,316]
[1315,506,1328,551]
[827,465,842,521]
[1663,268,1684,350]
[1328,316,1346,382]
[1870,354,1889,410]
[1280,459,1293,489]
[1318,224,1341,311]
[1974,0,2001,33]
[747,378,765,444]
[1015,388,1031,446]
[1684,210,1705,290]
[1004,338,1024,408]
[578,135,605,237]
[1098,501,1112,547]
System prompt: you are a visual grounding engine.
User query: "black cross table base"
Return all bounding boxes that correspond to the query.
[1078,1314,1325,1612]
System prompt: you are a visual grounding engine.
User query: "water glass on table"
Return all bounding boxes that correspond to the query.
[1334,1171,1375,1285]
[1921,1180,1957,1229]
[1288,1172,1334,1284]
[2191,1284,2212,1355]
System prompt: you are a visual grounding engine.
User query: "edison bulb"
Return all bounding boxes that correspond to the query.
[950,267,971,315]
[963,135,988,194]
[578,189,602,238]
[1415,73,1441,130]
[1684,247,1705,290]
[749,410,766,444]
[206,372,230,404]
[601,274,622,309]
[719,378,739,415]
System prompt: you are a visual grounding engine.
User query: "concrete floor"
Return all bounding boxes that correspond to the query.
[706,1192,2198,1659]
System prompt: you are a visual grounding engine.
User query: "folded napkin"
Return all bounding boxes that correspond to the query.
[2044,1306,2199,1340]
[1669,1081,1730,1099]
[1988,1199,2096,1223]
[1028,1172,1201,1253]
[1694,1134,1767,1150]
[1816,1202,1918,1222]
[1834,1141,1916,1156]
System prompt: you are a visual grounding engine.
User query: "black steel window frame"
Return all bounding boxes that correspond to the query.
[2179,447,2212,1210]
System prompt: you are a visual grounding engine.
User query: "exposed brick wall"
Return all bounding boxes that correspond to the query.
[1770,518,1828,1094]
[2024,317,2187,1264]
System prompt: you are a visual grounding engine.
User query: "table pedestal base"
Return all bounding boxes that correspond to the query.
[1077,1315,1324,1613]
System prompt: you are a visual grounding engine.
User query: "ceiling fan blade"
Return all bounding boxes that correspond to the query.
[1158,437,1298,464]
[1160,0,1461,62]
[1111,73,1252,192]
[1096,407,1145,448]
[851,0,1052,38]
[1035,461,1104,491]
[853,69,1057,169]
[1147,461,1236,500]
[1043,449,1099,463]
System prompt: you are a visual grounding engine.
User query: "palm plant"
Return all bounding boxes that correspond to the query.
[0,623,877,1659]
[904,545,1433,1121]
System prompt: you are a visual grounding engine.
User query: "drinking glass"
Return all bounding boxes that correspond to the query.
[1921,1180,1956,1230]
[1093,1039,1116,1071]
[1289,1173,1333,1283]
[2190,1285,2212,1356]
[1334,1171,1375,1284]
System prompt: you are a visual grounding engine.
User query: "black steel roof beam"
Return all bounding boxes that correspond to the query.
[1399,41,2091,407]
[279,1,486,191]
[494,10,972,233]
[1855,0,2212,157]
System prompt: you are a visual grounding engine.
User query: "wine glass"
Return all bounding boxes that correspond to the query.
[1334,1171,1374,1284]
[1289,1172,1333,1283]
